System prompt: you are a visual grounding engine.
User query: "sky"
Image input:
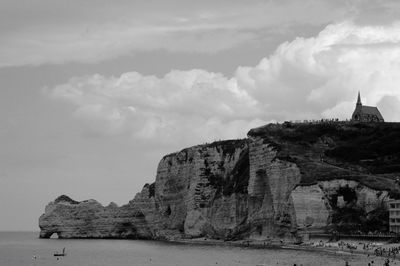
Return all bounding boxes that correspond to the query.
[1,0,400,231]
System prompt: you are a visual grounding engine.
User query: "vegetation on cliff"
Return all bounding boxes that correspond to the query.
[248,122,400,193]
[162,139,247,161]
[143,182,156,198]
[204,148,250,197]
[164,138,250,198]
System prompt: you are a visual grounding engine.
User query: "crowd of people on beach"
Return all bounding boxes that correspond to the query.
[307,239,358,250]
[338,241,358,250]
[374,245,400,259]
[343,257,393,266]
[304,239,400,265]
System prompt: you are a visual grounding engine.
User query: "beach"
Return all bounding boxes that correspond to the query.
[169,236,400,265]
[0,232,393,266]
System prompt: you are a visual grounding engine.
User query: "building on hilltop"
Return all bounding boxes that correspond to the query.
[389,200,400,234]
[351,92,384,122]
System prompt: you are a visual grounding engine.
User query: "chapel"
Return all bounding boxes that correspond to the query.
[351,92,384,122]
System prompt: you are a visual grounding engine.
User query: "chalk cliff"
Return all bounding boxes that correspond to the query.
[39,195,151,239]
[39,122,400,240]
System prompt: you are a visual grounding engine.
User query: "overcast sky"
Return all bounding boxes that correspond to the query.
[2,0,400,231]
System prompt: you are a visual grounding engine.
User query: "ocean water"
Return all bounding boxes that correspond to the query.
[0,232,386,266]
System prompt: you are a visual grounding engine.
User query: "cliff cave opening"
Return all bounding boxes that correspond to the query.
[165,205,172,216]
[256,225,263,235]
[331,185,357,207]
[49,232,59,239]
[329,186,388,234]
[338,185,357,203]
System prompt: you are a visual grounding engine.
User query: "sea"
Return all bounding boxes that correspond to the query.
[0,232,386,266]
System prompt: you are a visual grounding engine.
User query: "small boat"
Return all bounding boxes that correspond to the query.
[54,247,66,257]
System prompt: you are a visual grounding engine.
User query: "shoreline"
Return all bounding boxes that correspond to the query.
[34,231,400,262]
[166,237,400,261]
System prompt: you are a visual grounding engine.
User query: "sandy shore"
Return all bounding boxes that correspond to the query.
[168,237,400,262]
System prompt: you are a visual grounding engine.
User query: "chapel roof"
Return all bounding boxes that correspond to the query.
[359,105,384,121]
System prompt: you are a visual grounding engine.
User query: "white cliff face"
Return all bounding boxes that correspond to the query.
[291,185,331,229]
[39,141,251,240]
[247,138,301,239]
[39,124,399,240]
[291,180,390,231]
[154,142,248,238]
[209,193,248,234]
[39,196,151,239]
[357,186,388,213]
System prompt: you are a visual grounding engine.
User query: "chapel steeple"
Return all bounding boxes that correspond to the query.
[351,91,384,122]
[356,91,362,106]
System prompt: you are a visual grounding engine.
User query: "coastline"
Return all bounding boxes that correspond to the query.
[33,230,400,261]
[166,237,400,261]
[3,232,392,266]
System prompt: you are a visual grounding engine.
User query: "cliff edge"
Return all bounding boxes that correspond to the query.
[39,122,400,240]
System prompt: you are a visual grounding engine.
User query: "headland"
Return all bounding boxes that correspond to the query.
[39,121,400,252]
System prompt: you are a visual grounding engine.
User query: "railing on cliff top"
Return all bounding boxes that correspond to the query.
[306,233,397,239]
[283,118,350,124]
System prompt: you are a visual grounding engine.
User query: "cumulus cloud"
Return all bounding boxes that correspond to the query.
[236,21,400,120]
[48,22,400,146]
[49,70,265,145]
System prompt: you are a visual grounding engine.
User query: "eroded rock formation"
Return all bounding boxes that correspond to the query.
[39,195,151,239]
[39,122,400,240]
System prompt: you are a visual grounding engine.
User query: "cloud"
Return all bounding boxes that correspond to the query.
[0,0,354,67]
[236,21,400,120]
[0,25,258,67]
[49,70,265,145]
[48,21,400,147]
[377,96,400,122]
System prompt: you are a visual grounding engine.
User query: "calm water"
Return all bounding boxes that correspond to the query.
[0,232,385,266]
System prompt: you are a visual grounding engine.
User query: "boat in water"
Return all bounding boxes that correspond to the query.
[54,247,66,257]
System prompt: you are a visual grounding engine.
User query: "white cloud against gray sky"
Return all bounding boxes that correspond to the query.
[47,22,400,148]
[1,0,400,230]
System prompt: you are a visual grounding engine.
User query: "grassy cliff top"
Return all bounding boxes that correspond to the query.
[248,122,400,193]
[162,139,247,160]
